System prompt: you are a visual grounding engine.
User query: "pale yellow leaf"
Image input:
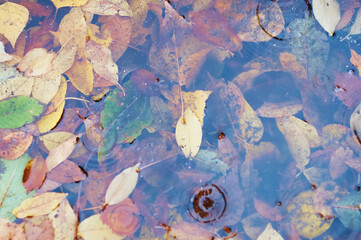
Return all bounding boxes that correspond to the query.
[78,214,124,240]
[39,132,75,152]
[105,163,140,205]
[182,90,212,125]
[48,199,77,240]
[239,101,263,143]
[12,192,68,218]
[175,108,203,158]
[277,117,310,171]
[46,134,79,171]
[18,48,55,77]
[0,41,13,62]
[257,223,284,240]
[0,219,26,239]
[32,75,61,104]
[82,0,133,16]
[0,2,29,47]
[256,101,303,118]
[66,55,94,95]
[51,0,88,9]
[312,0,340,35]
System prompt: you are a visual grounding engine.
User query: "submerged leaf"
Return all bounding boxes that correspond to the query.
[334,191,361,230]
[78,214,124,240]
[175,108,202,158]
[257,223,284,240]
[105,163,140,205]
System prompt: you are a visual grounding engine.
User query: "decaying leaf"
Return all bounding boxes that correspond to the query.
[257,223,284,240]
[51,0,88,9]
[182,90,212,125]
[0,219,26,239]
[105,163,140,205]
[312,0,341,35]
[175,108,203,158]
[82,0,133,16]
[47,159,86,184]
[350,49,361,75]
[256,101,303,118]
[239,101,263,143]
[48,199,77,240]
[0,2,29,47]
[39,132,75,152]
[167,222,214,240]
[12,192,68,218]
[18,48,55,77]
[78,214,124,240]
[0,131,32,160]
[329,146,350,179]
[22,155,47,194]
[254,198,282,222]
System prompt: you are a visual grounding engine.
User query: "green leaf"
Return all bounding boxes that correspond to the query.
[0,154,34,220]
[0,96,43,128]
[334,191,361,230]
[101,81,153,144]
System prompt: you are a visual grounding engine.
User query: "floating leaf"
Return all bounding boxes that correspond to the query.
[66,55,93,95]
[0,41,13,62]
[257,223,284,240]
[175,108,203,158]
[254,198,282,222]
[168,222,213,240]
[47,159,86,184]
[48,199,77,240]
[13,192,68,218]
[0,219,26,239]
[51,0,88,9]
[0,2,29,47]
[82,0,132,16]
[22,155,46,194]
[312,0,341,35]
[334,191,361,230]
[287,190,333,238]
[0,96,43,129]
[256,101,303,118]
[105,163,140,205]
[342,8,361,40]
[194,149,229,175]
[182,90,212,125]
[78,214,124,240]
[350,49,361,75]
[18,48,55,77]
[321,124,347,148]
[39,132,75,152]
[0,131,32,160]
[0,154,33,219]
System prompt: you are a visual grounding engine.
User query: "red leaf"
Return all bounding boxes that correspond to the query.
[23,155,47,194]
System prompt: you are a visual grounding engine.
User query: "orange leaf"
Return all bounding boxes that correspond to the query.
[23,155,47,194]
[0,131,33,160]
[350,49,361,75]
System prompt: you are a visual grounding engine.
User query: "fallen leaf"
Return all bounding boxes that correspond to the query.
[256,101,303,118]
[39,132,75,152]
[82,0,133,16]
[350,49,361,76]
[48,199,77,240]
[321,124,347,148]
[0,219,26,239]
[175,108,203,158]
[341,8,361,40]
[18,48,55,77]
[0,131,32,160]
[182,90,212,125]
[47,159,86,183]
[32,75,62,105]
[239,101,263,143]
[168,222,214,240]
[312,0,341,35]
[329,146,350,179]
[334,191,361,230]
[334,71,361,108]
[66,54,94,95]
[46,134,79,172]
[257,223,284,240]
[51,0,88,9]
[100,198,139,236]
[105,163,140,205]
[22,155,47,194]
[0,41,13,62]
[0,96,43,129]
[78,214,124,240]
[287,191,333,238]
[24,215,54,240]
[12,192,68,218]
[254,198,283,222]
[0,2,29,47]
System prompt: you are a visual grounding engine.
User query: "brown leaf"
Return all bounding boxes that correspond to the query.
[0,131,33,160]
[23,155,47,194]
[47,159,86,183]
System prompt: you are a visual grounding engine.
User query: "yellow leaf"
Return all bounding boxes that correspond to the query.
[312,0,340,36]
[175,108,203,158]
[78,214,124,240]
[239,101,263,143]
[18,48,56,77]
[277,117,310,171]
[105,163,140,205]
[39,132,75,152]
[0,70,34,101]
[51,0,88,9]
[87,26,112,47]
[48,199,77,240]
[82,0,133,17]
[182,90,212,125]
[36,100,65,133]
[287,191,333,238]
[46,135,79,171]
[287,116,321,148]
[66,55,94,95]
[0,2,29,47]
[32,75,62,104]
[12,192,68,218]
[257,223,284,240]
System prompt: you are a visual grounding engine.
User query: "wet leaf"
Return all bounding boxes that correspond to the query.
[254,198,282,222]
[287,190,333,238]
[0,2,29,47]
[239,101,263,143]
[22,155,47,194]
[66,55,93,95]
[334,191,361,230]
[256,101,303,118]
[321,124,347,148]
[0,219,26,239]
[105,163,140,205]
[182,90,212,125]
[46,134,79,172]
[0,41,13,62]
[51,0,88,9]
[329,146,350,179]
[312,0,340,35]
[0,131,32,160]
[175,108,202,158]
[18,48,55,77]
[82,0,132,16]
[257,223,284,240]
[13,192,68,218]
[350,102,361,142]
[0,64,32,101]
[194,149,229,175]
[39,132,75,152]
[0,154,33,219]
[48,199,77,240]
[100,198,139,236]
[303,167,330,185]
[168,222,214,240]
[32,75,62,105]
[334,72,361,108]
[350,49,361,75]
[36,101,65,133]
[0,96,43,129]
[47,159,86,183]
[78,214,124,240]
[342,8,361,40]
[242,213,269,240]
